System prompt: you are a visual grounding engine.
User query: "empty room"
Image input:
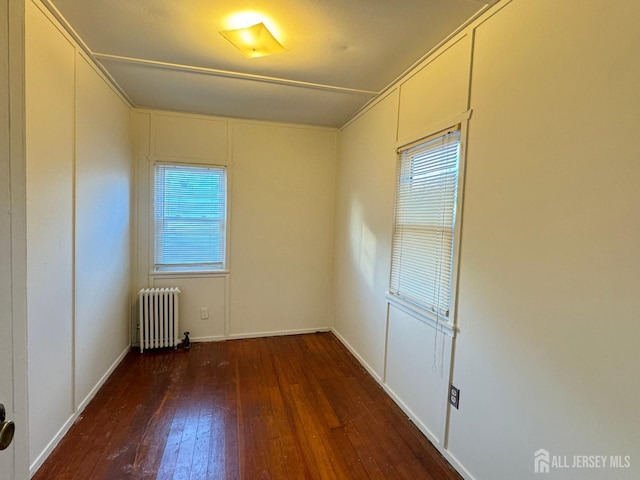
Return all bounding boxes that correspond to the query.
[1,0,638,479]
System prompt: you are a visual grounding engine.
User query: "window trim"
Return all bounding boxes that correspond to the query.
[150,159,230,275]
[387,111,471,337]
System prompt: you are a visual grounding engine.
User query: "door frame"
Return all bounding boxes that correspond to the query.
[2,0,28,478]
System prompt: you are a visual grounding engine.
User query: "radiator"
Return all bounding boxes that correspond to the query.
[138,288,181,352]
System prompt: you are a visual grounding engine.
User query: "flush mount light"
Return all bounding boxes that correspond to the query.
[219,22,287,58]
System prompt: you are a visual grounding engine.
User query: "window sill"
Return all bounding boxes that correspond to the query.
[149,270,229,278]
[386,294,457,337]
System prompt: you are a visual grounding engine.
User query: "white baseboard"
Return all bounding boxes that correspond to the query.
[29,344,131,477]
[330,327,383,383]
[330,328,476,480]
[131,328,332,347]
[225,326,331,341]
[382,382,442,444]
[75,345,130,412]
[190,335,226,343]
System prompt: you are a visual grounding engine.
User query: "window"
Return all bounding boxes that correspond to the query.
[154,163,227,272]
[389,127,461,322]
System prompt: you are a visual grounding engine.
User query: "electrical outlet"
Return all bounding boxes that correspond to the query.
[449,384,460,409]
[200,307,209,320]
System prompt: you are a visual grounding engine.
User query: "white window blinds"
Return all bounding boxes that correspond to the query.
[154,164,227,272]
[389,128,461,319]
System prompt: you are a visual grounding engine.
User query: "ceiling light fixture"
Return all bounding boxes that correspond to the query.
[219,22,287,58]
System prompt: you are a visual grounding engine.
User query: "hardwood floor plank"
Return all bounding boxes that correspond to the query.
[33,333,461,480]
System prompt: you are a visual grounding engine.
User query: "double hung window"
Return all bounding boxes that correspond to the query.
[153,163,227,273]
[389,127,462,322]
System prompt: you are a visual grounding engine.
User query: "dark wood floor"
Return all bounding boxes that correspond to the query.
[33,332,461,480]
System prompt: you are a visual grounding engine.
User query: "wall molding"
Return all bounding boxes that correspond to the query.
[225,327,331,341]
[331,327,382,383]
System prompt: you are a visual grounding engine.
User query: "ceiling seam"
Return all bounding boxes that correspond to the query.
[38,0,136,108]
[339,0,502,129]
[93,53,380,96]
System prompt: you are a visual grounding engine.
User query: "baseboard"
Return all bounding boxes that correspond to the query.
[75,345,130,412]
[441,450,477,480]
[330,328,476,480]
[225,326,331,341]
[190,335,226,343]
[29,344,131,477]
[382,382,442,444]
[330,327,383,383]
[131,328,332,347]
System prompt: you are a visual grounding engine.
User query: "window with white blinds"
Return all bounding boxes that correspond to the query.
[389,128,461,320]
[154,164,227,272]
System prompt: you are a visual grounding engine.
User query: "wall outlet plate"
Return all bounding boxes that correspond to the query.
[449,384,460,409]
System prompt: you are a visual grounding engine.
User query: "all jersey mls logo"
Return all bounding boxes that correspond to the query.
[534,449,631,473]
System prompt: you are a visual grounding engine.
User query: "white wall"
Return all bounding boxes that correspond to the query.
[335,29,474,457]
[334,0,640,479]
[132,112,337,342]
[449,1,640,478]
[26,2,75,465]
[333,90,398,377]
[25,1,132,472]
[229,122,336,336]
[74,56,131,406]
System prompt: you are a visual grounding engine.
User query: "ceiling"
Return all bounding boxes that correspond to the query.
[46,0,492,127]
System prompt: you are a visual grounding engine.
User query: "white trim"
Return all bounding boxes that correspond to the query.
[340,0,512,130]
[225,327,331,341]
[150,157,230,168]
[6,0,29,476]
[131,327,334,348]
[75,346,130,414]
[188,335,226,343]
[135,107,339,133]
[331,328,383,383]
[383,383,442,445]
[148,271,230,279]
[148,154,231,167]
[331,330,477,480]
[386,295,457,337]
[387,110,473,341]
[29,344,131,476]
[34,0,133,107]
[447,112,472,340]
[93,53,378,96]
[150,160,229,275]
[397,123,461,154]
[132,334,226,346]
[395,110,472,151]
[71,43,78,412]
[149,269,229,276]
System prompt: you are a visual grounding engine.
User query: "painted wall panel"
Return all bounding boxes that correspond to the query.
[25,1,75,465]
[397,35,471,142]
[230,123,336,336]
[132,112,232,344]
[333,91,399,377]
[335,1,640,479]
[385,306,451,444]
[75,55,131,406]
[153,276,226,341]
[448,1,640,478]
[131,111,151,309]
[133,113,337,341]
[153,114,227,161]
